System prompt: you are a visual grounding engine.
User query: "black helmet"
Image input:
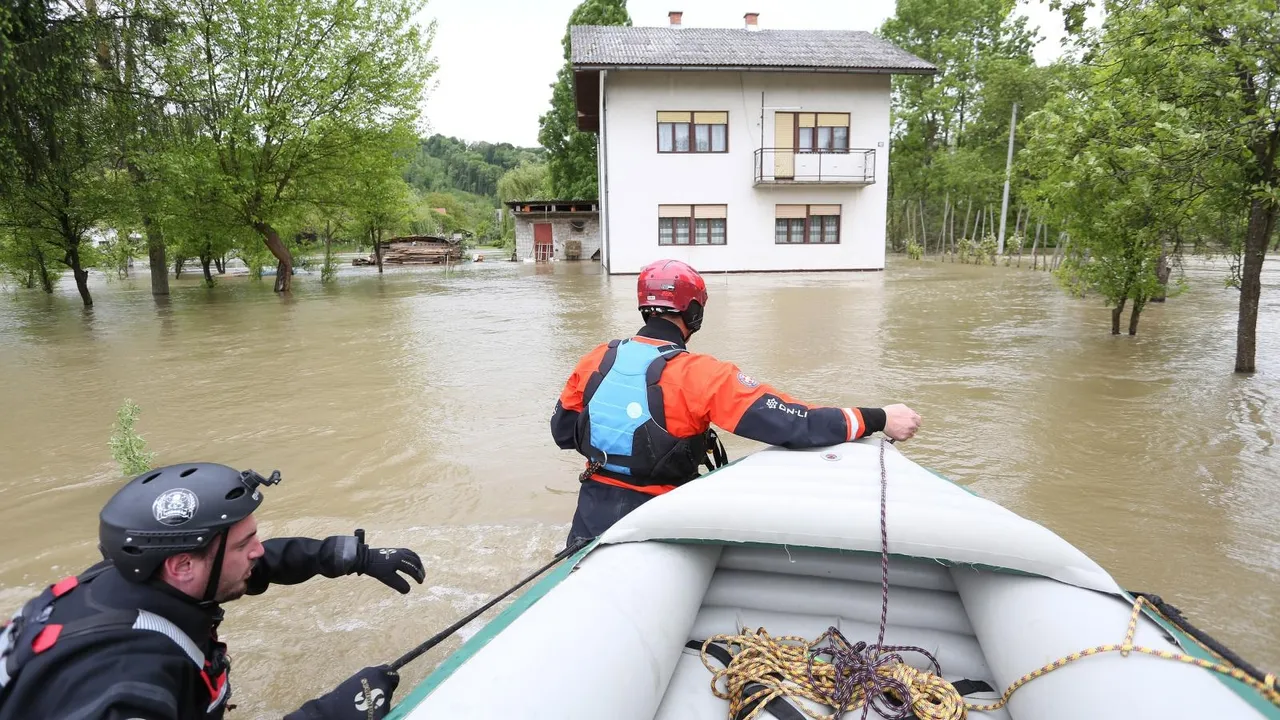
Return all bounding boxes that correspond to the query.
[99,463,281,587]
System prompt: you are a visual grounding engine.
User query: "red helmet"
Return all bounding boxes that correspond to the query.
[637,259,708,332]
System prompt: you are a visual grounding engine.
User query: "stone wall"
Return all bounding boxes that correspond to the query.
[514,215,601,262]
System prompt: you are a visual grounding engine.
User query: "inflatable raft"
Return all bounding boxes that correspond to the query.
[387,439,1280,719]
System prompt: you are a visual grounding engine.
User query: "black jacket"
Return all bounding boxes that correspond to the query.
[0,535,359,720]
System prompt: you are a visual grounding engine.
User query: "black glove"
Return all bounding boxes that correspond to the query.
[353,530,425,594]
[284,665,400,720]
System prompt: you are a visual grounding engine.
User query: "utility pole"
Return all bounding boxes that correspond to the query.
[997,102,1018,256]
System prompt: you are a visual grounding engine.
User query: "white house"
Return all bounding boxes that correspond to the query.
[570,12,935,274]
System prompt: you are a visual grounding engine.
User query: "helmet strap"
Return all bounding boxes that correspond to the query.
[200,531,228,605]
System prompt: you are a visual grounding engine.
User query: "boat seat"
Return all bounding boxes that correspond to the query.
[652,544,1007,720]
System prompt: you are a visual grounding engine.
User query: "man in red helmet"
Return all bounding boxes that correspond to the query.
[551,258,922,546]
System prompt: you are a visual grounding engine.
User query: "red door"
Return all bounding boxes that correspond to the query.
[533,223,553,262]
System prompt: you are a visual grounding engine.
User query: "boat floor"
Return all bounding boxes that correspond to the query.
[653,544,1011,720]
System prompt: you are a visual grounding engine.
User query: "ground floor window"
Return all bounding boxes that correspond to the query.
[775,204,841,244]
[659,205,728,246]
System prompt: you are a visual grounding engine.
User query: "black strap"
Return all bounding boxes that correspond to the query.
[687,641,808,720]
[951,679,995,695]
[704,428,729,470]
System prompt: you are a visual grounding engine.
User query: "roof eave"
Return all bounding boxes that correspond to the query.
[570,63,937,75]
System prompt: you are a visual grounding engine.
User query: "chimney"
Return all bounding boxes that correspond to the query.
[744,12,759,30]
[669,11,682,26]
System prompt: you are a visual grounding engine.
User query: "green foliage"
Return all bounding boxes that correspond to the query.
[164,0,437,290]
[538,0,630,200]
[906,241,924,260]
[403,135,542,198]
[0,227,60,291]
[0,0,114,306]
[498,163,552,204]
[110,399,156,477]
[877,0,1041,229]
[977,236,998,265]
[958,238,976,264]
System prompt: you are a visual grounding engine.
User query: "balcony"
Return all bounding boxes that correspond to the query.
[753,148,876,186]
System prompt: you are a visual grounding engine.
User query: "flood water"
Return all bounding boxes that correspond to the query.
[1,255,1277,716]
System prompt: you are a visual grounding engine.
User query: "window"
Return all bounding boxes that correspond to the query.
[775,205,841,244]
[657,112,728,153]
[781,113,851,153]
[659,205,727,246]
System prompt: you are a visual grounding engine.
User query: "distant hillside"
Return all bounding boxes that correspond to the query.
[403,135,545,201]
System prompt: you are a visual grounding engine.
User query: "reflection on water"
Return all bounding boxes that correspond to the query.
[1,256,1277,715]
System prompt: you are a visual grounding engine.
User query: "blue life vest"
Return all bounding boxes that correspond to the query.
[574,339,725,487]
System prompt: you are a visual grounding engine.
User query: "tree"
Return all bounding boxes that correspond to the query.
[537,0,629,200]
[344,128,418,273]
[1040,0,1280,368]
[0,0,113,307]
[166,0,435,292]
[87,0,178,297]
[1023,64,1201,334]
[877,0,1039,252]
[497,162,552,204]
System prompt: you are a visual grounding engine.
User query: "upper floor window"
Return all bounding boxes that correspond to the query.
[779,112,850,153]
[658,111,728,153]
[659,205,727,246]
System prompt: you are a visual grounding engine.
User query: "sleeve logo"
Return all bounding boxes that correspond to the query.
[736,372,759,389]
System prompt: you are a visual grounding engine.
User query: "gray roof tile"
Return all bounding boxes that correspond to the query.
[570,26,936,74]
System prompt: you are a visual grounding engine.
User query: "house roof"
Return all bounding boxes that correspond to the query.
[505,200,599,214]
[569,26,936,75]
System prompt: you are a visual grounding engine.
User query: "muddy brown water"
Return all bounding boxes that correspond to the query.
[1,256,1277,716]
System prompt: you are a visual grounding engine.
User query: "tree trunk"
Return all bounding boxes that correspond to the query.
[924,198,932,254]
[173,255,185,279]
[215,254,226,274]
[937,193,950,257]
[34,243,53,293]
[374,227,384,273]
[144,220,168,295]
[1151,251,1171,302]
[253,221,294,292]
[66,244,92,307]
[1128,297,1145,336]
[127,160,170,297]
[1111,296,1127,335]
[200,239,214,285]
[1235,198,1278,373]
[1030,222,1042,270]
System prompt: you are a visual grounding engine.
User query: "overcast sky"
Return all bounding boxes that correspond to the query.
[413,0,1084,147]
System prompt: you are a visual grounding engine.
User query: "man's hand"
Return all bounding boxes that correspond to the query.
[284,665,400,720]
[882,404,922,442]
[354,532,425,594]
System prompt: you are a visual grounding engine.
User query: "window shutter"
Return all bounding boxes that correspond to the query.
[817,113,849,127]
[657,111,692,123]
[694,205,727,219]
[658,204,692,218]
[775,204,807,219]
[809,204,842,216]
[694,111,728,124]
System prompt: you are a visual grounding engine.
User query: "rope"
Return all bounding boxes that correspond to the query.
[697,439,1280,719]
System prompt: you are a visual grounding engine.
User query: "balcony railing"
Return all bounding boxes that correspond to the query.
[754,148,876,186]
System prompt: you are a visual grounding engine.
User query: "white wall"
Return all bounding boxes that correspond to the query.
[599,70,890,274]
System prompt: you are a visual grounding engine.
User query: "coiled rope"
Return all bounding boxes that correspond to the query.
[697,439,1280,719]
